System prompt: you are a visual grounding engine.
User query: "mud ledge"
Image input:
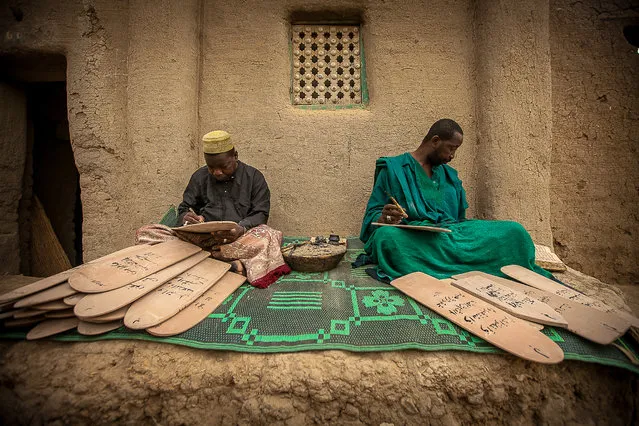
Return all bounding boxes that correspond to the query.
[0,270,637,425]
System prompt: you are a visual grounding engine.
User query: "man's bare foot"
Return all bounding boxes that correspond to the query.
[229,260,246,276]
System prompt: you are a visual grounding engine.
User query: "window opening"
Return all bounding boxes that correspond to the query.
[291,25,365,106]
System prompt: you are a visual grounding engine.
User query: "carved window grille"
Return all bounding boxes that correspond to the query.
[291,24,363,106]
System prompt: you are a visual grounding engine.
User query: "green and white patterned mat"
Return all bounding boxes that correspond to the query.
[2,238,638,374]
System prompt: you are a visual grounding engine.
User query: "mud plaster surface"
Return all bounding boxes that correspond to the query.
[1,340,636,426]
[549,0,639,285]
[0,83,26,274]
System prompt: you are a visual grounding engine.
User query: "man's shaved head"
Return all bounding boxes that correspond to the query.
[423,119,463,143]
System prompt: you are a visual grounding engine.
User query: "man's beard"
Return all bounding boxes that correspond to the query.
[428,153,445,166]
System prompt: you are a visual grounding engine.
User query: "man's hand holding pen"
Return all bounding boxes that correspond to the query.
[380,194,408,224]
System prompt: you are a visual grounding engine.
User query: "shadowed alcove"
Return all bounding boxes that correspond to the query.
[0,53,82,276]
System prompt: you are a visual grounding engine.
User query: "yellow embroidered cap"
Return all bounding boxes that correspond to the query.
[202,130,234,154]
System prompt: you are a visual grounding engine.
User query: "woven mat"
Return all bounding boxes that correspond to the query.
[2,238,638,374]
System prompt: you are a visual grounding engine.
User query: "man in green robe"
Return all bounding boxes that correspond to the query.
[359,118,550,281]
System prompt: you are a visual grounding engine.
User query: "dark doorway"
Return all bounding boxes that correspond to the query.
[1,54,82,275]
[28,82,83,267]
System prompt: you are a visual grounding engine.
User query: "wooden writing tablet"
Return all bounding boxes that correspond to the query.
[0,270,73,305]
[501,265,639,328]
[77,320,123,336]
[4,316,46,328]
[14,309,46,319]
[63,294,85,306]
[172,221,238,233]
[147,272,246,336]
[451,275,567,327]
[31,300,71,311]
[77,305,129,323]
[372,222,452,233]
[14,282,77,308]
[45,309,76,319]
[0,244,150,304]
[445,279,542,330]
[391,272,564,364]
[69,240,202,293]
[125,258,230,330]
[522,320,544,331]
[74,251,209,318]
[26,318,79,340]
[0,309,24,320]
[1,301,16,312]
[478,273,631,345]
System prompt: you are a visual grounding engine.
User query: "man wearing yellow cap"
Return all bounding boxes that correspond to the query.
[136,130,289,287]
[178,130,270,245]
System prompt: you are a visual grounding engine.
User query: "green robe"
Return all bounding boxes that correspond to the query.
[360,153,551,280]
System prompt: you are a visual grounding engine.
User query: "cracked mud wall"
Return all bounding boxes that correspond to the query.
[0,0,201,265]
[198,0,478,236]
[126,0,201,229]
[55,2,131,262]
[0,0,132,264]
[550,0,639,285]
[0,83,26,274]
[473,1,553,247]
